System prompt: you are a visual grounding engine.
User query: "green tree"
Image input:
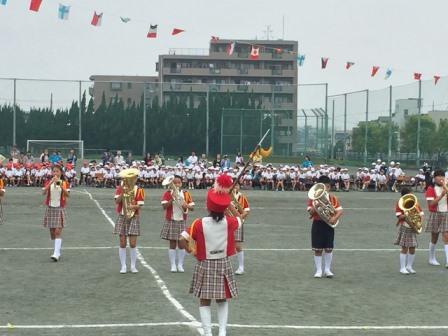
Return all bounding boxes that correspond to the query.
[401,115,436,154]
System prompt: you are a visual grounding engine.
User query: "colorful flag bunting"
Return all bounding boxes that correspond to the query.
[250,46,260,60]
[384,68,393,80]
[226,42,235,55]
[371,66,380,77]
[147,24,158,38]
[58,4,70,20]
[321,57,329,69]
[120,17,131,23]
[211,36,219,42]
[172,28,184,35]
[91,11,103,26]
[434,75,441,85]
[29,0,42,12]
[414,73,422,80]
[345,62,355,70]
[1,0,7,5]
[297,54,305,66]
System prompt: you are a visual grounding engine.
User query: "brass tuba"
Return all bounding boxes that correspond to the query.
[398,193,422,234]
[308,183,339,228]
[162,175,187,214]
[119,168,139,219]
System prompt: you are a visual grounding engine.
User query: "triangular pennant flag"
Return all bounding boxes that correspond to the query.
[1,0,8,5]
[371,66,380,77]
[297,54,305,66]
[414,72,422,80]
[226,42,235,55]
[147,24,158,38]
[385,68,393,80]
[58,4,70,20]
[274,48,283,54]
[211,36,219,42]
[345,62,355,70]
[120,17,131,23]
[434,75,441,85]
[91,11,103,26]
[172,28,185,35]
[250,46,260,60]
[321,57,329,69]
[29,0,42,12]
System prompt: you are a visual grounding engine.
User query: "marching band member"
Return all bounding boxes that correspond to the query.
[114,168,145,274]
[425,169,448,267]
[42,165,70,262]
[160,175,195,272]
[180,174,241,336]
[231,182,250,275]
[394,188,423,274]
[307,175,343,278]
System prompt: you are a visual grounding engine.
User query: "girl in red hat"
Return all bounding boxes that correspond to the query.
[42,165,70,261]
[180,174,241,336]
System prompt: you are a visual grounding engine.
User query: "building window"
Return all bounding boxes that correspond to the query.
[127,98,132,105]
[404,109,409,116]
[111,82,122,91]
[127,83,132,89]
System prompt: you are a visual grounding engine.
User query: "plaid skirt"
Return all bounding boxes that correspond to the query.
[425,212,448,233]
[113,214,141,236]
[160,219,186,241]
[43,207,66,228]
[189,257,238,300]
[394,225,418,248]
[234,225,244,242]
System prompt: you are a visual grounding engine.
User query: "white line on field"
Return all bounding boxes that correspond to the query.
[225,324,448,330]
[0,322,194,329]
[83,189,202,336]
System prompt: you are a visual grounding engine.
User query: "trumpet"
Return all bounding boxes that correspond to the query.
[162,176,187,214]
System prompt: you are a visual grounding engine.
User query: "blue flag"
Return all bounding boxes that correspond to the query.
[297,54,305,66]
[384,68,393,80]
[58,4,70,20]
[1,0,7,5]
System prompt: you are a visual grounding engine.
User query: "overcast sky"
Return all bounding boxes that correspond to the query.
[1,0,447,127]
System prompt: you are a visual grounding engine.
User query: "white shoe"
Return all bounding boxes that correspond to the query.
[130,267,139,274]
[400,268,410,275]
[235,267,244,275]
[429,259,440,266]
[120,266,127,274]
[314,270,322,278]
[170,265,177,273]
[406,267,416,274]
[324,270,334,278]
[177,265,184,273]
[50,254,59,262]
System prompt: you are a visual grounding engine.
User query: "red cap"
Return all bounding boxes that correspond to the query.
[206,188,231,213]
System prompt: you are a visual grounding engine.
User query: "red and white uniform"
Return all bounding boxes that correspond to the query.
[425,185,448,233]
[114,185,145,215]
[161,190,194,221]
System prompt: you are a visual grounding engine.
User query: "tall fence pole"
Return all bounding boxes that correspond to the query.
[324,83,329,161]
[302,109,308,153]
[331,100,335,159]
[13,78,17,146]
[206,88,210,156]
[416,79,422,168]
[220,111,224,155]
[142,84,147,156]
[78,80,82,142]
[239,110,243,153]
[388,85,392,161]
[270,89,275,154]
[343,93,347,161]
[363,89,369,165]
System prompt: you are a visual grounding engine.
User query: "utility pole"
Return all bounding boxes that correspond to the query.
[263,25,274,40]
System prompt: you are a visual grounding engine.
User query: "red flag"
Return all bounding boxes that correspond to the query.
[211,36,219,42]
[321,57,329,69]
[91,11,103,26]
[29,0,42,12]
[250,46,260,60]
[345,62,355,70]
[371,66,380,77]
[274,48,282,54]
[147,24,158,38]
[434,75,441,85]
[172,28,185,35]
[226,42,235,55]
[414,73,422,80]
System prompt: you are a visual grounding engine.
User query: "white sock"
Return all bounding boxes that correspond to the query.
[429,242,436,261]
[407,253,415,269]
[119,248,127,268]
[314,255,322,273]
[54,238,62,257]
[400,253,407,270]
[130,248,137,269]
[199,306,212,336]
[217,301,229,336]
[445,245,448,264]
[324,252,333,272]
[237,251,244,270]
[177,249,186,267]
[168,249,177,267]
